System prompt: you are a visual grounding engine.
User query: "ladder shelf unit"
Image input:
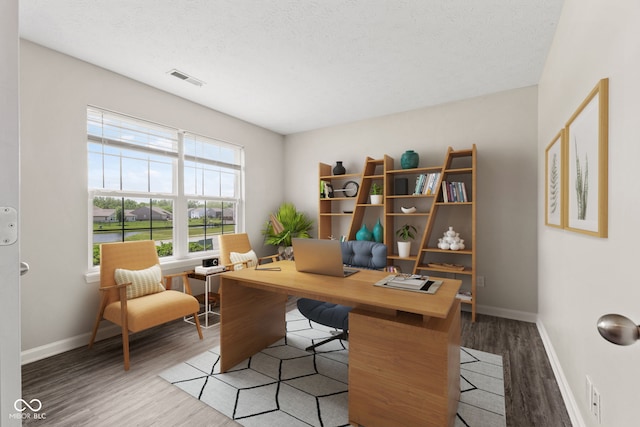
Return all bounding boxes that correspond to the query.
[412,145,477,321]
[318,145,477,321]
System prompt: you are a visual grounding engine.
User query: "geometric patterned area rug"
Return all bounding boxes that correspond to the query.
[160,309,506,427]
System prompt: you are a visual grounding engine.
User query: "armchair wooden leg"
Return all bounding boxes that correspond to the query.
[121,324,130,371]
[193,312,203,339]
[118,286,130,371]
[88,294,109,349]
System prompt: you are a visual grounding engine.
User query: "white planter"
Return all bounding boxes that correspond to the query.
[397,241,411,258]
[370,195,383,204]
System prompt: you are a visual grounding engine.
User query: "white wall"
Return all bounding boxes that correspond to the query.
[538,1,640,426]
[19,40,285,357]
[285,86,539,318]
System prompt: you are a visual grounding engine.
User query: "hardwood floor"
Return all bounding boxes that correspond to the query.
[22,304,572,426]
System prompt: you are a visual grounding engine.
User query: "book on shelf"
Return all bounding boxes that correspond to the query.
[456,291,472,301]
[413,172,441,195]
[441,181,468,202]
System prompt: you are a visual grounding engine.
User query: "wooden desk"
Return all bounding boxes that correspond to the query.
[219,260,461,427]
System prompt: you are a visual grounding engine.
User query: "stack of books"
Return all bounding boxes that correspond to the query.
[413,173,441,195]
[441,181,468,202]
[375,275,443,294]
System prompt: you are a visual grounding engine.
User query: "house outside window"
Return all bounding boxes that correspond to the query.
[87,107,243,266]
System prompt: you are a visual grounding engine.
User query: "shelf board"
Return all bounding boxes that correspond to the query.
[320,197,357,201]
[319,173,361,180]
[387,194,435,199]
[387,166,442,174]
[387,213,429,217]
[434,201,473,206]
[387,254,418,261]
[443,167,472,174]
[319,213,353,216]
[415,265,473,275]
[363,174,384,179]
[356,203,384,207]
[422,248,472,255]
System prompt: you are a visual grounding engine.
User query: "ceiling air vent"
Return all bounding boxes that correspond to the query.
[167,69,205,87]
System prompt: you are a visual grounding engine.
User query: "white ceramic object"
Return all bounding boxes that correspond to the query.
[401,206,417,214]
[370,195,383,204]
[397,241,411,258]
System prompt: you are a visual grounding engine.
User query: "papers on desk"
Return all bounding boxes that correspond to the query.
[374,274,443,294]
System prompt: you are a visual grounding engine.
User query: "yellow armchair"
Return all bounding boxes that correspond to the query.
[218,233,278,271]
[88,241,203,370]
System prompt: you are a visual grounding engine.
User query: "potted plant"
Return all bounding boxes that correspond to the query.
[262,202,313,259]
[370,183,383,204]
[395,224,417,258]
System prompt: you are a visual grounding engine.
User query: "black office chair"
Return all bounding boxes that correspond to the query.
[297,240,387,351]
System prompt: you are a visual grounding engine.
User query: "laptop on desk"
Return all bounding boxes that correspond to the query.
[292,238,359,277]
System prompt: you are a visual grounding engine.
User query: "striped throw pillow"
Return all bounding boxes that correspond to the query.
[229,250,258,270]
[114,264,165,299]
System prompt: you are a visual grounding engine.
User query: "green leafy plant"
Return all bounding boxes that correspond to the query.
[262,202,313,247]
[395,224,417,241]
[574,139,589,220]
[371,183,383,195]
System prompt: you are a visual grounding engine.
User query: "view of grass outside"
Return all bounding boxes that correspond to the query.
[92,197,237,265]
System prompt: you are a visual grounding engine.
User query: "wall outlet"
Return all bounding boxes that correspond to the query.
[476,275,485,287]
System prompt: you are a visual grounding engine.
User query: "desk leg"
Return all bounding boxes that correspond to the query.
[219,278,286,373]
[348,299,461,427]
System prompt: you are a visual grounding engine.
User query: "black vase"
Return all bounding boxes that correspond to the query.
[333,161,346,175]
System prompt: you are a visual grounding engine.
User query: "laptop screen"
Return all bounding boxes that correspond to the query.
[292,239,358,277]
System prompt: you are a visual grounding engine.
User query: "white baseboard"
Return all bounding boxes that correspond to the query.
[536,320,587,427]
[21,323,121,365]
[470,303,538,323]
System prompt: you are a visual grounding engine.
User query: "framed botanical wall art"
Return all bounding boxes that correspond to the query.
[564,78,609,237]
[545,129,565,228]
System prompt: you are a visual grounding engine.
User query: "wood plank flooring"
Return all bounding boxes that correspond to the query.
[21,303,572,426]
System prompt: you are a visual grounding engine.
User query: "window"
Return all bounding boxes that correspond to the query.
[88,107,243,266]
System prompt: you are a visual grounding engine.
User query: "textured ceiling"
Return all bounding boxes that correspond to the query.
[19,0,564,135]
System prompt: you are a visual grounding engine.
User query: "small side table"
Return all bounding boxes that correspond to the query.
[184,270,223,328]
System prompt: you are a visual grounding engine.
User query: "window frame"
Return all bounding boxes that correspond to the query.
[87,106,245,271]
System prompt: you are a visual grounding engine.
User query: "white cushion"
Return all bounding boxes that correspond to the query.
[229,250,258,270]
[114,264,165,299]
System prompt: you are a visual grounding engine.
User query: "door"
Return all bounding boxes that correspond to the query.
[0,1,22,425]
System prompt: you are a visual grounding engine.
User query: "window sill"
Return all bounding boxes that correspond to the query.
[84,254,219,284]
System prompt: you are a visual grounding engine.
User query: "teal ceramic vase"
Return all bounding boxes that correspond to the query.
[356,224,373,241]
[372,218,383,243]
[401,150,419,169]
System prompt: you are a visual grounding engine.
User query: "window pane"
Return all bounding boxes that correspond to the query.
[121,157,149,192]
[91,196,174,265]
[183,132,241,198]
[221,171,236,198]
[150,159,174,193]
[203,168,220,197]
[188,200,237,253]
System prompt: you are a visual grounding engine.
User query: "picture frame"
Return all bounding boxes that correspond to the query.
[564,78,608,237]
[545,129,565,228]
